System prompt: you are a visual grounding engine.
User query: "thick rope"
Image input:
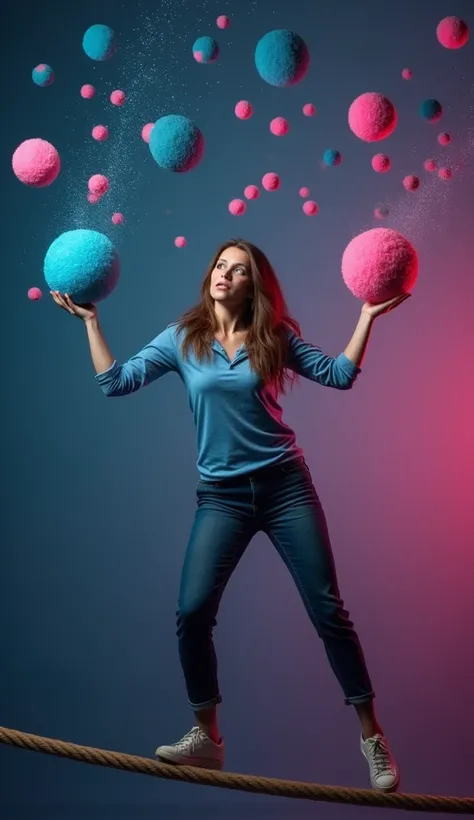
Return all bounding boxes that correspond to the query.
[1,726,473,813]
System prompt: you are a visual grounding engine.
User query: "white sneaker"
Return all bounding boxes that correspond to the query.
[360,733,400,792]
[155,726,225,770]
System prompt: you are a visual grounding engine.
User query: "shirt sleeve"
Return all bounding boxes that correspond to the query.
[95,324,179,396]
[286,329,361,390]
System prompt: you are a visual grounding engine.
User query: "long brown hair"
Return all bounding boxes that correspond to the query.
[175,238,301,395]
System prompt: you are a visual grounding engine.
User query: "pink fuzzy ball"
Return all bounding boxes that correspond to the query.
[112,212,124,224]
[438,132,451,145]
[87,192,100,204]
[303,103,316,116]
[403,174,420,191]
[235,100,253,120]
[401,68,413,80]
[436,16,469,49]
[81,84,96,99]
[88,174,109,196]
[28,287,42,301]
[374,205,389,219]
[270,116,289,136]
[92,125,108,141]
[262,172,280,191]
[372,153,391,173]
[342,227,418,302]
[348,92,397,142]
[193,51,204,63]
[175,236,187,248]
[303,200,318,216]
[216,15,229,29]
[142,123,154,143]
[110,89,126,106]
[424,158,437,172]
[438,167,453,180]
[12,138,60,187]
[229,198,246,216]
[299,186,310,197]
[244,184,260,200]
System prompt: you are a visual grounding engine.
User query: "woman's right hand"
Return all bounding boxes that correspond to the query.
[50,291,97,322]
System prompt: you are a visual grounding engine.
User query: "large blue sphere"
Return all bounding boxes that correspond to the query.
[255,29,310,87]
[44,229,120,304]
[149,114,204,172]
[193,36,220,63]
[82,24,117,61]
[419,98,443,122]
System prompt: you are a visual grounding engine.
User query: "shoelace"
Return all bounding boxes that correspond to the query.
[367,737,393,775]
[174,727,204,752]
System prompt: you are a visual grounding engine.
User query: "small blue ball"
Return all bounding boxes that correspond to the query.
[255,29,309,87]
[323,148,342,167]
[32,64,54,87]
[193,36,220,63]
[82,24,117,61]
[44,229,120,304]
[419,98,443,122]
[149,114,204,173]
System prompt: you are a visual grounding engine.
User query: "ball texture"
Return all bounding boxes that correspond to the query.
[262,172,280,191]
[174,236,187,248]
[229,199,246,216]
[255,29,309,87]
[419,98,442,122]
[81,84,96,99]
[44,229,120,304]
[110,89,126,106]
[348,92,397,142]
[403,174,420,191]
[32,64,54,87]
[270,116,289,136]
[216,15,229,29]
[193,36,219,63]
[235,100,253,119]
[88,174,109,195]
[303,200,318,215]
[149,114,204,173]
[92,125,108,141]
[141,123,154,143]
[436,16,469,49]
[244,185,259,200]
[112,212,124,224]
[342,227,418,302]
[322,148,342,166]
[372,153,391,172]
[28,287,42,301]
[12,138,60,187]
[303,103,316,116]
[83,24,116,61]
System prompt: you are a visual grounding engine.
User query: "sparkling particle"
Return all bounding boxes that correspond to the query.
[92,125,109,141]
[244,185,260,200]
[303,200,318,215]
[235,100,253,119]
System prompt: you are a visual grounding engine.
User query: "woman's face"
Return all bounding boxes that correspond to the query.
[210,246,253,307]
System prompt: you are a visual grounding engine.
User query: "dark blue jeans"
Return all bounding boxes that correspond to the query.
[176,457,375,710]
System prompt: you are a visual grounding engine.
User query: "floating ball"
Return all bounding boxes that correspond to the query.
[141,123,154,143]
[322,148,342,167]
[12,138,60,187]
[193,36,219,63]
[235,100,253,119]
[262,172,280,191]
[436,16,469,49]
[341,227,418,302]
[175,236,187,248]
[303,200,318,215]
[87,192,100,204]
[110,89,126,106]
[32,64,54,87]
[255,29,309,87]
[348,92,397,142]
[92,125,108,141]
[372,153,391,173]
[44,229,120,304]
[149,114,204,173]
[424,158,437,172]
[374,204,389,219]
[419,99,442,122]
[299,186,310,197]
[438,167,452,180]
[401,68,413,80]
[88,174,109,195]
[81,84,96,99]
[229,199,246,216]
[216,15,229,29]
[112,212,124,224]
[28,287,42,301]
[244,185,259,200]
[438,132,451,145]
[403,174,420,191]
[82,24,116,61]
[270,117,289,136]
[303,103,316,116]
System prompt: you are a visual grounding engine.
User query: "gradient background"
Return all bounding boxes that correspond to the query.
[2,0,474,818]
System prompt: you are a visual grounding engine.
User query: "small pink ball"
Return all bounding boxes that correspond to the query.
[28,287,42,301]
[235,100,253,120]
[244,185,260,200]
[110,89,126,106]
[88,174,109,196]
[112,212,124,224]
[438,132,451,145]
[262,172,280,191]
[372,153,391,173]
[229,198,246,216]
[342,227,418,302]
[403,174,420,191]
[303,200,318,216]
[142,123,154,143]
[216,15,229,29]
[12,138,60,187]
[175,236,187,248]
[436,16,469,49]
[348,92,397,142]
[424,158,437,172]
[374,205,389,219]
[270,117,289,136]
[438,167,453,180]
[81,84,96,99]
[92,125,108,141]
[303,103,316,116]
[401,68,413,80]
[87,192,100,204]
[299,186,310,197]
[193,51,204,63]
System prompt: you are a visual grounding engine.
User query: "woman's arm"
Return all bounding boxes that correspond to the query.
[343,310,374,369]
[85,315,115,374]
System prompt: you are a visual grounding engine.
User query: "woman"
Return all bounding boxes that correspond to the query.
[51,238,410,791]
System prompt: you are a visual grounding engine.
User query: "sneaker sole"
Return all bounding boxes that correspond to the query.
[155,750,224,771]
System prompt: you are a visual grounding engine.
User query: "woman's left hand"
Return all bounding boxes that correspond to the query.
[361,293,411,319]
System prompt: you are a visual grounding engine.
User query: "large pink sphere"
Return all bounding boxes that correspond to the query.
[175,236,187,248]
[92,125,108,141]
[142,123,154,143]
[229,198,246,216]
[262,172,280,191]
[110,89,126,106]
[342,227,418,302]
[270,116,289,136]
[216,15,229,29]
[88,174,109,195]
[303,200,318,216]
[436,16,469,49]
[348,92,397,142]
[235,100,253,120]
[12,138,60,187]
[81,84,96,99]
[28,286,42,301]
[372,153,391,173]
[244,184,260,200]
[112,212,124,224]
[403,174,420,191]
[303,103,316,116]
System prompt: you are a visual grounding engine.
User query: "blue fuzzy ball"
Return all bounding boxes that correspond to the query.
[44,229,120,304]
[193,36,220,63]
[255,29,309,87]
[419,98,443,122]
[82,24,117,61]
[149,114,204,172]
[32,64,54,87]
[323,148,342,166]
